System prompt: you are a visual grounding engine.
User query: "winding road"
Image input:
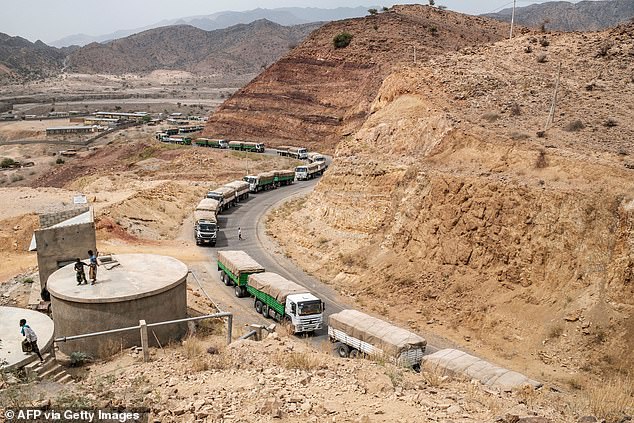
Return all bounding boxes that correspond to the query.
[184,155,453,354]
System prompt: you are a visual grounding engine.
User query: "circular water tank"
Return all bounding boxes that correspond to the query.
[47,254,188,358]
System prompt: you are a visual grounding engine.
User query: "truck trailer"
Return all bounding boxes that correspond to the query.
[247,272,324,333]
[243,171,276,193]
[228,140,265,153]
[217,250,265,298]
[207,186,237,211]
[195,138,228,149]
[276,146,308,160]
[274,169,295,187]
[328,309,426,369]
[224,180,250,202]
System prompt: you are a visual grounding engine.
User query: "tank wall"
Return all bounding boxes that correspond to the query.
[51,280,187,358]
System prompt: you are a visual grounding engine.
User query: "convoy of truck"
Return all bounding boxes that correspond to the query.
[328,309,427,369]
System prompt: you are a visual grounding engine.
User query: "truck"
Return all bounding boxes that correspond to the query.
[193,210,218,246]
[295,161,326,181]
[193,199,220,246]
[223,180,250,202]
[277,146,308,159]
[274,169,295,187]
[194,138,228,149]
[307,152,326,164]
[328,309,426,369]
[164,136,192,145]
[228,140,265,153]
[217,250,265,298]
[243,171,276,193]
[247,272,324,334]
[207,186,237,211]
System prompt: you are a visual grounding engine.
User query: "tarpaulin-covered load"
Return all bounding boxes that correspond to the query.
[209,185,236,200]
[194,210,217,224]
[225,180,249,196]
[217,251,264,277]
[258,171,276,180]
[196,198,220,215]
[248,272,307,304]
[274,169,295,178]
[329,309,426,357]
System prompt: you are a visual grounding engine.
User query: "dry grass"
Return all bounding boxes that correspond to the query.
[586,376,634,422]
[547,324,564,339]
[275,351,324,370]
[422,368,451,387]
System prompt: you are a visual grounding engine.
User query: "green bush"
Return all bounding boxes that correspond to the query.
[56,157,65,165]
[368,8,378,15]
[0,157,16,168]
[333,32,353,49]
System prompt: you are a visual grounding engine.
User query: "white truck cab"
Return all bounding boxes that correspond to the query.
[286,293,324,333]
[243,175,258,192]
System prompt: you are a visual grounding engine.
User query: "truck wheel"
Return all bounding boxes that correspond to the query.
[336,343,350,358]
[262,304,269,318]
[234,285,243,298]
[223,273,232,286]
[350,349,360,359]
[255,300,263,314]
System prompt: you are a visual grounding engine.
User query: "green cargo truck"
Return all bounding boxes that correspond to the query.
[274,169,295,187]
[247,272,324,334]
[243,171,276,192]
[228,140,265,153]
[217,250,265,297]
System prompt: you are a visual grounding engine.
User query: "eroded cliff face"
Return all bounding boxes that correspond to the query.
[268,26,634,383]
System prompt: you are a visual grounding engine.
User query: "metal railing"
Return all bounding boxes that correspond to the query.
[54,312,233,362]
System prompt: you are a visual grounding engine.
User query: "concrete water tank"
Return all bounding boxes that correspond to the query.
[47,254,188,358]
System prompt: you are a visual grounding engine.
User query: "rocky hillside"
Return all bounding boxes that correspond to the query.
[484,0,634,32]
[203,5,511,150]
[267,22,634,412]
[0,33,65,83]
[66,20,321,76]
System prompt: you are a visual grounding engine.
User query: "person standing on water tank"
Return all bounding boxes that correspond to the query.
[74,258,88,285]
[88,250,99,285]
[20,319,43,362]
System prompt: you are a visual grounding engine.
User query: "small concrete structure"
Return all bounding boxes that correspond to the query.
[0,307,54,370]
[46,126,95,135]
[422,349,542,391]
[32,206,96,290]
[48,254,188,358]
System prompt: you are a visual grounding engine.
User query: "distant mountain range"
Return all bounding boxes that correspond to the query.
[65,20,321,75]
[0,33,65,82]
[483,0,634,32]
[49,6,371,47]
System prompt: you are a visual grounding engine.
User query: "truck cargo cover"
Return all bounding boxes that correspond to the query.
[217,251,264,276]
[248,272,308,304]
[329,309,426,356]
[196,198,220,214]
[225,180,249,195]
[210,185,236,200]
[275,169,295,178]
[194,210,217,224]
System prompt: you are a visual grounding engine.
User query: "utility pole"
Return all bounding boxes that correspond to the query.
[510,0,516,39]
[545,62,562,130]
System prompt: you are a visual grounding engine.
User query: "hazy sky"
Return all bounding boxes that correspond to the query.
[1,0,580,43]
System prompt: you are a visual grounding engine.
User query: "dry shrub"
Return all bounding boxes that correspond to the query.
[536,53,548,63]
[422,368,451,387]
[586,376,633,422]
[276,351,323,370]
[183,336,204,359]
[535,149,548,169]
[482,112,500,123]
[564,120,585,132]
[548,324,564,338]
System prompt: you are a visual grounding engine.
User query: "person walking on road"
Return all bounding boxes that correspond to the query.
[88,249,99,285]
[238,227,242,240]
[20,319,43,362]
[74,258,88,285]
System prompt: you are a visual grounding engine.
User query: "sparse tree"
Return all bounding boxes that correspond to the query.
[428,0,435,5]
[368,8,378,15]
[333,32,353,49]
[382,6,389,11]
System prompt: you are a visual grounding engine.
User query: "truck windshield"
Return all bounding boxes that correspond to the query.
[244,176,256,184]
[298,300,322,316]
[296,167,307,173]
[207,192,222,201]
[199,224,216,232]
